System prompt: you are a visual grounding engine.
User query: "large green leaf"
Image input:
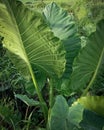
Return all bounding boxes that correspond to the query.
[69,20,104,94]
[0,0,66,79]
[78,96,104,117]
[43,2,80,78]
[43,2,80,96]
[48,95,104,130]
[48,95,69,130]
[48,95,79,130]
[68,101,104,130]
[80,109,104,130]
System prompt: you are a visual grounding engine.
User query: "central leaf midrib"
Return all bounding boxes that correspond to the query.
[83,47,104,96]
[4,0,48,118]
[4,0,42,97]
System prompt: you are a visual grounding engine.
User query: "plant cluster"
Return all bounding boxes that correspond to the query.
[0,0,104,130]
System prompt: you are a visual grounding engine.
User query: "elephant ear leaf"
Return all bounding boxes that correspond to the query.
[0,0,66,79]
[43,2,80,78]
[78,96,104,117]
[43,2,80,96]
[70,20,104,94]
[69,101,104,130]
[48,95,78,130]
[48,95,69,130]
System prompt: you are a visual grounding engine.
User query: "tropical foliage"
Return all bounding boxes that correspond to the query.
[0,0,104,130]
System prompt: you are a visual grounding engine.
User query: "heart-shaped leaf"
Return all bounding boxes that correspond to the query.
[0,0,66,79]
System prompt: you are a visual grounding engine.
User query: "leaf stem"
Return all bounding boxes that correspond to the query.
[29,65,48,122]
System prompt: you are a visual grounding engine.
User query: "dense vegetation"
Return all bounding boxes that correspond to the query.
[0,0,104,130]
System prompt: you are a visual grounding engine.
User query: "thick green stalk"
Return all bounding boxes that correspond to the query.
[28,64,48,121]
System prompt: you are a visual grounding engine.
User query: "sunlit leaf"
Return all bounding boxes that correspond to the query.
[0,0,66,80]
[78,96,104,117]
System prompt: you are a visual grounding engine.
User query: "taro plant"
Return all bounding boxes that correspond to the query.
[0,0,66,122]
[0,0,79,128]
[0,0,104,130]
